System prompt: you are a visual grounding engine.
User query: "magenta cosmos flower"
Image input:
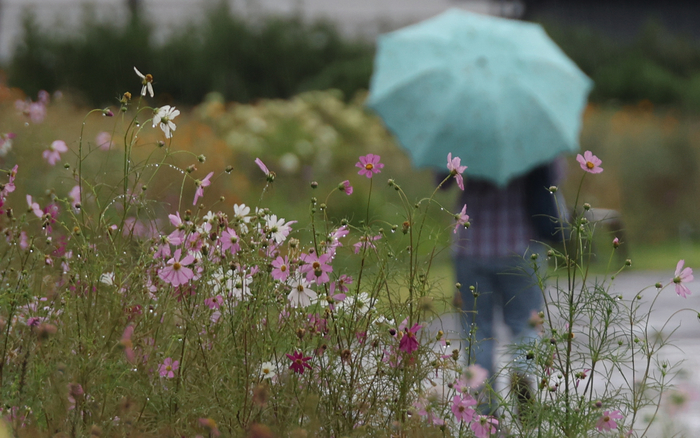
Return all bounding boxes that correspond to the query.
[576,150,603,174]
[43,140,68,166]
[286,351,312,374]
[158,249,195,286]
[399,322,421,353]
[447,153,467,190]
[356,154,384,178]
[595,410,623,432]
[673,260,694,298]
[159,357,179,378]
[451,394,477,422]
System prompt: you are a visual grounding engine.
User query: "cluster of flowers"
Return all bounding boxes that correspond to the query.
[0,64,694,436]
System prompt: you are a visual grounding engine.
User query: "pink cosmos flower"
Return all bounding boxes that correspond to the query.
[271,256,291,282]
[300,252,333,284]
[255,157,269,174]
[158,249,195,287]
[193,172,214,205]
[356,154,384,178]
[19,231,29,250]
[595,410,623,432]
[353,234,382,254]
[96,131,113,151]
[454,204,469,234]
[399,322,421,353]
[575,368,590,388]
[159,357,179,378]
[204,295,224,310]
[1,165,18,198]
[451,394,477,422]
[29,102,47,123]
[26,195,43,218]
[325,225,349,255]
[339,180,353,195]
[255,158,275,182]
[120,325,135,364]
[471,415,499,438]
[673,260,693,298]
[447,153,468,190]
[43,140,68,166]
[69,185,81,210]
[43,203,59,235]
[167,212,185,245]
[286,351,312,374]
[220,228,240,254]
[455,364,489,392]
[576,150,603,174]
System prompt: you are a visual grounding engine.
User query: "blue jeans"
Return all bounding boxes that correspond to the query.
[456,249,544,379]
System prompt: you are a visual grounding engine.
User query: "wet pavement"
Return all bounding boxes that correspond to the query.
[427,270,700,438]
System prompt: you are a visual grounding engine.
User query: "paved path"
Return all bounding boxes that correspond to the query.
[427,270,700,437]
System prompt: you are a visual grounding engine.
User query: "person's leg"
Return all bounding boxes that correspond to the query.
[456,256,500,414]
[497,252,545,372]
[455,256,496,377]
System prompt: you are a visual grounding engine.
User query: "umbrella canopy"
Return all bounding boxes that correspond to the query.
[367,9,593,186]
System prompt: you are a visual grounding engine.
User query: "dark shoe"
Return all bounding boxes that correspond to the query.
[511,372,534,426]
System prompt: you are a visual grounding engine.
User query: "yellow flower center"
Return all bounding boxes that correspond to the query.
[173,262,181,270]
[586,161,594,169]
[166,365,172,371]
[145,74,153,83]
[365,163,374,171]
[280,265,287,272]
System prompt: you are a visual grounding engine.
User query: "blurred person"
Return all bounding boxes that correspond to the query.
[453,159,567,414]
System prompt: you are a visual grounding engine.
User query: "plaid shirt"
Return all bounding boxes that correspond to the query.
[453,176,535,258]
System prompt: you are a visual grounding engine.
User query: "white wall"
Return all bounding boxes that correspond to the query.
[0,0,521,62]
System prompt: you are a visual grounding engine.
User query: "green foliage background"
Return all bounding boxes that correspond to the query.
[7,3,700,108]
[6,2,374,107]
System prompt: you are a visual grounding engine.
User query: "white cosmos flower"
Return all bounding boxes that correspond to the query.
[260,361,277,379]
[100,272,115,286]
[286,276,317,308]
[265,214,294,244]
[339,292,374,317]
[208,268,252,301]
[153,105,180,139]
[134,67,154,97]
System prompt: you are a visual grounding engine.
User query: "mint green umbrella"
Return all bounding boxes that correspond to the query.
[367,9,593,186]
